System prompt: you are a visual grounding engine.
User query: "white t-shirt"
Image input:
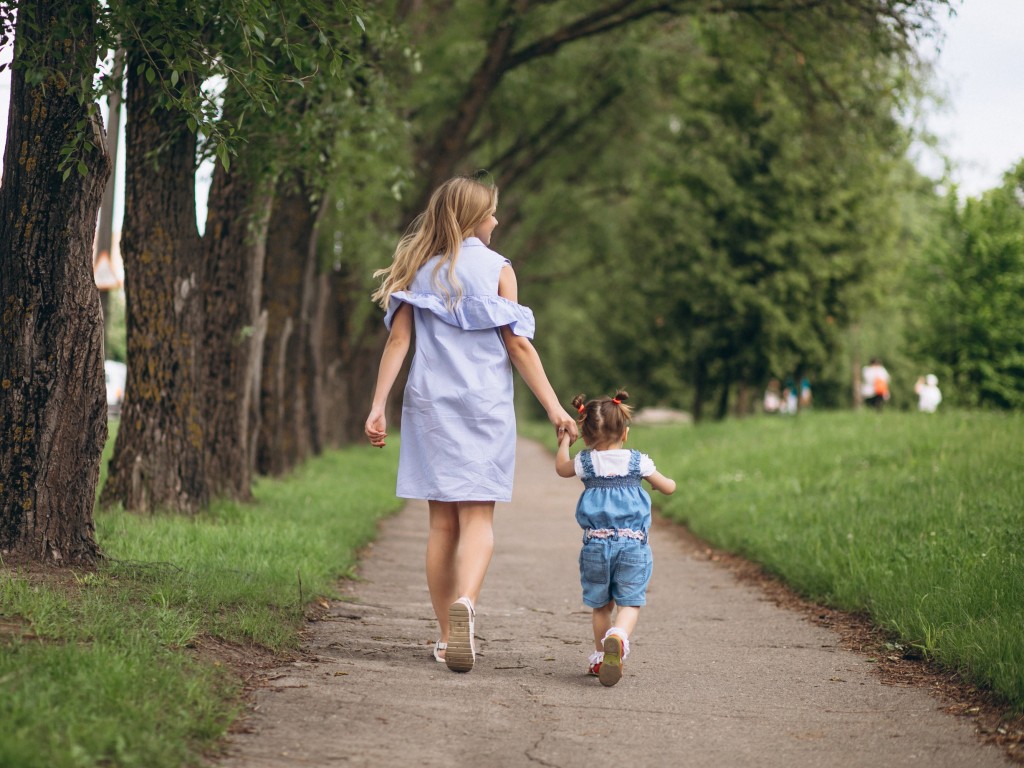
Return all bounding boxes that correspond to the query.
[574,449,657,478]
[918,385,942,413]
[861,364,890,398]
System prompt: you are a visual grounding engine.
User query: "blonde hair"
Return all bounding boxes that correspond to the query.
[372,176,498,309]
[572,389,634,448]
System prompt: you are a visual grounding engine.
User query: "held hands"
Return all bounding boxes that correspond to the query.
[553,416,578,478]
[364,408,388,448]
[557,428,573,448]
[551,408,578,444]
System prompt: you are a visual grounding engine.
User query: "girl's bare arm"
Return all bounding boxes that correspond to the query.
[555,430,577,477]
[645,471,676,495]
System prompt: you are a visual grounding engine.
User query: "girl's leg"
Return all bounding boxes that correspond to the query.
[612,605,640,638]
[426,501,460,643]
[454,501,495,604]
[592,602,614,651]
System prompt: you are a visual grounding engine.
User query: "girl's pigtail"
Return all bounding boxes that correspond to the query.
[571,393,587,421]
[611,389,634,421]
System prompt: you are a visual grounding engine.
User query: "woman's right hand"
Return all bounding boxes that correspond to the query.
[365,408,388,448]
[550,408,578,443]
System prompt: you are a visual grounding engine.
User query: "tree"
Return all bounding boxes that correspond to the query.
[490,4,937,420]
[0,0,111,563]
[909,161,1024,408]
[355,0,949,423]
[101,0,372,507]
[100,42,209,513]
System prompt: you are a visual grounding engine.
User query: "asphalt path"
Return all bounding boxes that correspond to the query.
[220,438,1008,767]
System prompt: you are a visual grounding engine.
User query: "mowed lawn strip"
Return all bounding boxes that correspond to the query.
[523,411,1024,710]
[0,439,401,768]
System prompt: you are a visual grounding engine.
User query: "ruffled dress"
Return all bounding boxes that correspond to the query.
[383,237,535,502]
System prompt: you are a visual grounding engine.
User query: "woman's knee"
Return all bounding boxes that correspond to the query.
[429,502,460,536]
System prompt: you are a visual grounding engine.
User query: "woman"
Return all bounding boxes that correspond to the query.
[365,176,577,672]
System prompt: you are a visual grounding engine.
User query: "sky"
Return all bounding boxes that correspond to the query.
[913,0,1024,195]
[1,2,1023,209]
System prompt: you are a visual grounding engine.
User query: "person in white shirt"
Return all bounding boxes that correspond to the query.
[861,358,891,409]
[915,374,942,413]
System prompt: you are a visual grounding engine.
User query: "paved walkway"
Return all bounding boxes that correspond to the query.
[220,439,1008,767]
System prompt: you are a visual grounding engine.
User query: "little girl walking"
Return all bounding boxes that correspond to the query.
[555,390,676,686]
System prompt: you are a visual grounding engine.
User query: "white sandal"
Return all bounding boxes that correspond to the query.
[598,629,629,687]
[445,597,476,673]
[433,641,447,663]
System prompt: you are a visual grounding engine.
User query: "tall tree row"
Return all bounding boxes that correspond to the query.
[100,0,389,509]
[2,0,960,565]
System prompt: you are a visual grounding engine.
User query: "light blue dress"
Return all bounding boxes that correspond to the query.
[383,237,535,502]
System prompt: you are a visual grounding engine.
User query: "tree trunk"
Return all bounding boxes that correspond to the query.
[100,54,207,513]
[734,379,751,417]
[256,176,321,475]
[690,359,707,423]
[715,379,730,421]
[318,264,391,447]
[0,0,110,565]
[200,160,273,500]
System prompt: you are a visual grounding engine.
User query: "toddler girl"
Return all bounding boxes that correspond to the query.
[555,390,676,686]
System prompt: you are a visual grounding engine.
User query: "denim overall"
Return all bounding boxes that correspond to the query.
[575,449,654,608]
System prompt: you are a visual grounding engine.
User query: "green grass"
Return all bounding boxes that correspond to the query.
[1,437,402,768]
[527,411,1024,710]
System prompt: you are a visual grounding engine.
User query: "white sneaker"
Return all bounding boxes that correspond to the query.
[445,597,475,672]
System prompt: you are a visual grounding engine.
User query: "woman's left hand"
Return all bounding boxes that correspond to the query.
[365,409,388,448]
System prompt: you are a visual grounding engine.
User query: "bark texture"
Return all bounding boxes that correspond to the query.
[256,176,322,476]
[100,53,207,513]
[319,266,388,447]
[0,0,110,564]
[201,161,272,500]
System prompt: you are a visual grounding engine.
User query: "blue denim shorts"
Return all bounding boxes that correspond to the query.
[579,540,653,608]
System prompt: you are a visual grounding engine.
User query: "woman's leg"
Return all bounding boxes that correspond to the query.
[426,501,459,643]
[454,501,495,604]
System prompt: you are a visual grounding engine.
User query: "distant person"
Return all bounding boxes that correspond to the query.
[555,390,676,687]
[782,377,799,415]
[364,175,578,673]
[915,374,942,413]
[763,379,782,414]
[799,376,813,409]
[861,358,891,409]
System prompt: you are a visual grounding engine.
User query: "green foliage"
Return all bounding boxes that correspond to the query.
[1,441,402,767]
[907,161,1024,408]
[482,6,930,418]
[629,12,915,416]
[3,0,372,175]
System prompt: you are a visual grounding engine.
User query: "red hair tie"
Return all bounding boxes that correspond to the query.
[577,404,585,414]
[612,398,621,404]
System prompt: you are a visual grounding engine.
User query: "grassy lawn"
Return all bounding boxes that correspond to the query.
[526,410,1024,711]
[1,436,402,768]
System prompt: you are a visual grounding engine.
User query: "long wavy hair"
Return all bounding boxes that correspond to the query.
[371,176,498,310]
